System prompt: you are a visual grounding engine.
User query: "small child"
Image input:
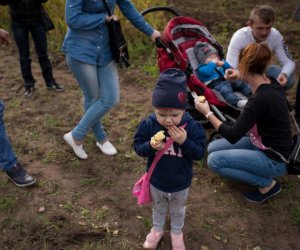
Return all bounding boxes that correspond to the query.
[133,68,206,250]
[194,42,251,108]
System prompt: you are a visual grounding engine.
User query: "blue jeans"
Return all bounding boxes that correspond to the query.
[0,101,18,171]
[11,20,55,86]
[213,80,251,106]
[66,55,119,141]
[267,64,294,90]
[207,137,287,188]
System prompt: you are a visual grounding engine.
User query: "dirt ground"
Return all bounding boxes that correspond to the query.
[0,1,300,250]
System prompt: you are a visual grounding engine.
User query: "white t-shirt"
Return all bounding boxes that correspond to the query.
[226,27,295,77]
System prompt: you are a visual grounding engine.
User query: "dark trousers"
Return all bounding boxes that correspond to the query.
[11,20,55,87]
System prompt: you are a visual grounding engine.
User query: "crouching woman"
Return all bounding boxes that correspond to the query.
[194,43,293,203]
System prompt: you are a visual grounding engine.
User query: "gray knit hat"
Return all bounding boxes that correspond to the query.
[194,42,218,64]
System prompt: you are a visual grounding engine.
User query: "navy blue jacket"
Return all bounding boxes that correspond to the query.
[134,112,206,193]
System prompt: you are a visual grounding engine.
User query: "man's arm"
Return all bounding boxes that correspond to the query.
[272,30,296,86]
[226,30,244,69]
[0,28,9,46]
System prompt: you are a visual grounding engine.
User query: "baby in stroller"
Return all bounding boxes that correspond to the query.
[194,42,252,108]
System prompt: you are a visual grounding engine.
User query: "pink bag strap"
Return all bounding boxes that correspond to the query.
[146,122,188,181]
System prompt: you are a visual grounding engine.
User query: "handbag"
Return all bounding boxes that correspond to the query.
[287,104,300,175]
[102,0,130,68]
[133,123,188,206]
[267,100,300,175]
[40,5,55,31]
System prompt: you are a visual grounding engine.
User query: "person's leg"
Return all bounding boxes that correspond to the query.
[11,22,35,94]
[169,188,188,250]
[207,145,286,188]
[169,188,189,234]
[0,101,36,187]
[232,80,252,96]
[143,185,166,249]
[67,56,119,142]
[208,136,252,154]
[0,101,18,171]
[30,21,64,91]
[214,81,240,106]
[267,64,294,90]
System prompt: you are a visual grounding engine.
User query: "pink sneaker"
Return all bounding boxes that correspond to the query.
[170,232,186,250]
[143,228,164,249]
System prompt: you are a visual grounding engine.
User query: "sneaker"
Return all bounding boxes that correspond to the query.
[244,183,281,203]
[170,232,186,250]
[47,82,65,92]
[24,86,34,97]
[5,163,36,187]
[96,141,117,156]
[63,132,88,159]
[143,228,164,249]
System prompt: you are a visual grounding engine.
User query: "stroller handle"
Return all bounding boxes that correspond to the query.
[141,6,181,17]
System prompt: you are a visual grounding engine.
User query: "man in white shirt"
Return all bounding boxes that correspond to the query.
[226,5,296,90]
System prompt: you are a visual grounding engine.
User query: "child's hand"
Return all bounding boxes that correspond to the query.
[150,140,165,150]
[167,125,187,145]
[216,60,224,67]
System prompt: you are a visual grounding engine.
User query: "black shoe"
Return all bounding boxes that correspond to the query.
[47,82,65,92]
[24,86,34,97]
[5,163,36,187]
[244,183,281,203]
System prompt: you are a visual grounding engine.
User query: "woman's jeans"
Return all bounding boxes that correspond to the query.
[207,137,287,188]
[267,64,294,90]
[66,55,119,141]
[11,20,55,87]
[0,101,18,171]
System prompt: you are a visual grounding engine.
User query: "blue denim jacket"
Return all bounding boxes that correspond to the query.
[62,0,154,66]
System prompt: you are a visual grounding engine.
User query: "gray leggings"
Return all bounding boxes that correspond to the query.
[150,185,189,234]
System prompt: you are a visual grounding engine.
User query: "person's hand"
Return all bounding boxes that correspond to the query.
[150,139,165,151]
[167,125,187,145]
[194,97,210,115]
[105,15,119,22]
[216,60,224,67]
[0,28,9,46]
[224,68,239,81]
[277,73,288,86]
[150,29,161,42]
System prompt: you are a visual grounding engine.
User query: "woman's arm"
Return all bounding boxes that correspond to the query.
[116,0,154,37]
[194,96,257,144]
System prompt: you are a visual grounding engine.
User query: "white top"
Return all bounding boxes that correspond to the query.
[226,27,296,77]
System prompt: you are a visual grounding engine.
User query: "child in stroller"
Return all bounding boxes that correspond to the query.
[194,42,252,109]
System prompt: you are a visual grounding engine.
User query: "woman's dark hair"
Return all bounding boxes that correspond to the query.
[238,43,271,78]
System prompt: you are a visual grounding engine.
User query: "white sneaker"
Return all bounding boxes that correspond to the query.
[63,132,88,159]
[96,141,117,156]
[237,99,247,108]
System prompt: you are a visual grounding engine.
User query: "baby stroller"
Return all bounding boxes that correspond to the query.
[142,7,242,133]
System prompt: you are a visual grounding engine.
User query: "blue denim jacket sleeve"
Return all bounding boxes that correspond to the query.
[117,0,153,37]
